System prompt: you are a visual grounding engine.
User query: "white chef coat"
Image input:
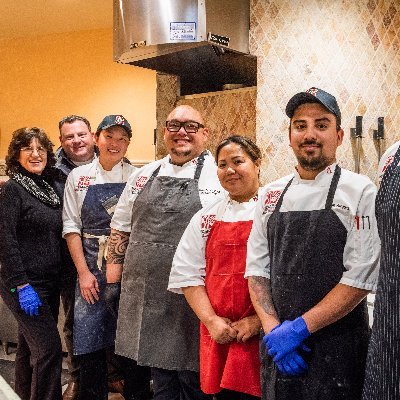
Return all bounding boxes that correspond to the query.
[378,141,400,182]
[111,151,224,233]
[245,163,380,292]
[168,193,260,294]
[62,158,136,236]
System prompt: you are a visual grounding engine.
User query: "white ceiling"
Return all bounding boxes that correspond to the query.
[0,0,112,40]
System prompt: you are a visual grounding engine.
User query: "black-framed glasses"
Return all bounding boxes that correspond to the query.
[166,120,204,133]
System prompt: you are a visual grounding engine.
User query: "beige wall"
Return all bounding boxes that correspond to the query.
[0,28,156,164]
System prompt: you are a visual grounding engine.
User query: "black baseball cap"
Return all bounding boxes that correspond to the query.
[96,115,132,138]
[285,87,341,126]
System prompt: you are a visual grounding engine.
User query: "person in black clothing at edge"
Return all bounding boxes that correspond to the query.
[0,127,64,400]
[245,88,381,400]
[54,115,125,399]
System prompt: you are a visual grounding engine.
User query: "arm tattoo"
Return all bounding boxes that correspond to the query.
[249,276,278,318]
[107,230,130,264]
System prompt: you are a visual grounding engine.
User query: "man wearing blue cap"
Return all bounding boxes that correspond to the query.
[245,88,380,400]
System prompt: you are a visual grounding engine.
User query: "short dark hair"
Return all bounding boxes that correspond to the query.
[215,135,262,164]
[5,127,56,177]
[58,115,91,133]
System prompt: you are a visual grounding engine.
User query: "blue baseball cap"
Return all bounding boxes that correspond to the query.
[96,115,132,138]
[286,87,341,126]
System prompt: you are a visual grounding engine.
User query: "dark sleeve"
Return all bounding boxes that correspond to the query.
[0,182,29,288]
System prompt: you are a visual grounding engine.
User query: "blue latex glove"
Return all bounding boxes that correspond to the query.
[263,316,310,361]
[17,285,42,317]
[276,349,308,376]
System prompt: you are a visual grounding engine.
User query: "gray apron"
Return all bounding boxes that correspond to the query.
[263,166,369,400]
[363,146,400,400]
[73,181,125,355]
[115,153,206,371]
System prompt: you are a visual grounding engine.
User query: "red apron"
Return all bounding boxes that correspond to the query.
[202,218,261,397]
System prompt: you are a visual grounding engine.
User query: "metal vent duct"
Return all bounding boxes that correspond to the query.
[113,0,256,95]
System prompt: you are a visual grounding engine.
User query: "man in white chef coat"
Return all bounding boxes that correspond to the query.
[245,88,380,400]
[106,105,223,400]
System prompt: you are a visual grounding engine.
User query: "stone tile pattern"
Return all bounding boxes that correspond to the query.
[250,0,400,184]
[156,73,256,159]
[176,88,257,157]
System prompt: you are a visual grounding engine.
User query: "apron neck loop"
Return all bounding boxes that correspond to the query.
[324,165,341,210]
[275,177,294,212]
[274,164,341,213]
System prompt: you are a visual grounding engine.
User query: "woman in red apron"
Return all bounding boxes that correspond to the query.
[168,135,262,399]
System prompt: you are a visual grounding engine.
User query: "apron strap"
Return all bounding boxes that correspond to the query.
[149,165,162,180]
[324,165,341,210]
[274,177,294,212]
[194,151,207,180]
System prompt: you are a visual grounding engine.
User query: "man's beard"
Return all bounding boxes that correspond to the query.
[171,148,192,157]
[296,141,330,171]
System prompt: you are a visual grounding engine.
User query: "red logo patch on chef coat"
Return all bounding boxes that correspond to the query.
[130,176,148,196]
[201,214,216,238]
[76,176,91,191]
[135,176,148,188]
[263,190,281,214]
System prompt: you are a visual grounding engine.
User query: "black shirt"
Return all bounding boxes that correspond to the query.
[0,178,63,288]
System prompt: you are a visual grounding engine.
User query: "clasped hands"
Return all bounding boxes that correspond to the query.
[263,316,311,376]
[206,314,261,344]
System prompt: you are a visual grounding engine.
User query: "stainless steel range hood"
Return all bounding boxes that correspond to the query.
[113,0,256,95]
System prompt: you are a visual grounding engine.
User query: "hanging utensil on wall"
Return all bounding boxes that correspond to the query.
[373,117,385,162]
[350,115,363,174]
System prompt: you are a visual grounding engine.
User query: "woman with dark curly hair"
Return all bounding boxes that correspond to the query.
[0,127,64,400]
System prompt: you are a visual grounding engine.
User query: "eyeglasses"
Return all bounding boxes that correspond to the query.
[165,120,204,134]
[20,146,47,156]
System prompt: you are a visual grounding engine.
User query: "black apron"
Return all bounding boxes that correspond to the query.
[363,145,400,400]
[73,181,125,355]
[115,153,205,371]
[264,166,369,400]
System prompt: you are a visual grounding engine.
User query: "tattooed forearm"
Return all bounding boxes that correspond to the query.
[107,229,130,264]
[248,276,278,318]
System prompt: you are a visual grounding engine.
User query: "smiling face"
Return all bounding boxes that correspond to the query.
[18,137,48,175]
[96,126,130,170]
[217,142,260,202]
[289,102,344,179]
[163,105,209,165]
[59,120,95,163]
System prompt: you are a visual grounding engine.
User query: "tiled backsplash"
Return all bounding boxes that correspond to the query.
[250,0,400,183]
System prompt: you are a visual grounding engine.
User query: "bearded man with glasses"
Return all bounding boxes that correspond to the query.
[105,105,224,400]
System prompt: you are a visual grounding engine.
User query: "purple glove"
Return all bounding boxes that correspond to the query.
[263,317,310,361]
[276,349,308,376]
[17,284,42,317]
